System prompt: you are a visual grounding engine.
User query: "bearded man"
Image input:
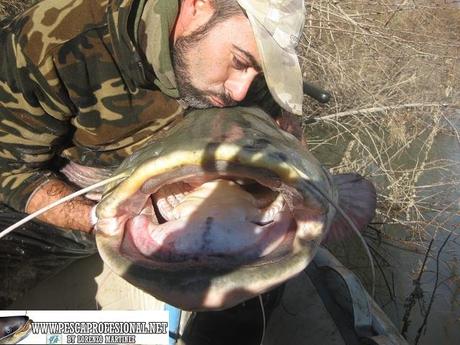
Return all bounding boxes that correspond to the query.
[0,0,305,343]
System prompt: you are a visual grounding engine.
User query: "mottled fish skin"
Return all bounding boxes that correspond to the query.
[95,106,341,311]
[0,316,32,344]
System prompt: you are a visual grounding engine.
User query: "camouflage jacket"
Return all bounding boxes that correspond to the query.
[0,0,280,211]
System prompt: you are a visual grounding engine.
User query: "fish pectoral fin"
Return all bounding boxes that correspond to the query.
[325,173,377,243]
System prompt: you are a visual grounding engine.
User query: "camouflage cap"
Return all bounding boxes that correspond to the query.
[237,0,305,115]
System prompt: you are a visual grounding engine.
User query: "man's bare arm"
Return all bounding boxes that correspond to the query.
[25,179,95,233]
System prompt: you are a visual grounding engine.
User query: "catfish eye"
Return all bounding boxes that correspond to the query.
[3,325,15,335]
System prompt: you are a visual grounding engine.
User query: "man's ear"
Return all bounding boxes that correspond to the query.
[175,0,215,37]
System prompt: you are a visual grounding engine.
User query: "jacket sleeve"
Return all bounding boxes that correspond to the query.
[0,21,73,212]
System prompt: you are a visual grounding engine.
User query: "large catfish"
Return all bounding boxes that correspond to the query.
[79,107,375,311]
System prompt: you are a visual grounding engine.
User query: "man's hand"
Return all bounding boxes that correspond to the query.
[25,179,96,233]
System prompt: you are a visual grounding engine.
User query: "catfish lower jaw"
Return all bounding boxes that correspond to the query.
[96,202,326,311]
[122,204,296,266]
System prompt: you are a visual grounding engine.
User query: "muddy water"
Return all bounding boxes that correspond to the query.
[305,113,460,345]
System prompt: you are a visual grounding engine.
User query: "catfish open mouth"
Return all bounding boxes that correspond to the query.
[118,171,302,268]
[99,162,326,269]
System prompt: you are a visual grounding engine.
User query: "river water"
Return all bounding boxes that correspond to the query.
[305,110,460,345]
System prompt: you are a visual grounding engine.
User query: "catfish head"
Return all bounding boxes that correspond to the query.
[95,107,376,311]
[0,316,32,344]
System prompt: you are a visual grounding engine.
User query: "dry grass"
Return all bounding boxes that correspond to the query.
[298,0,459,248]
[300,1,460,343]
[300,0,459,115]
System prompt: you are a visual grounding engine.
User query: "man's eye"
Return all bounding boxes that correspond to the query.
[233,57,249,70]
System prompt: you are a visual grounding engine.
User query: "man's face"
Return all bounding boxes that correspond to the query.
[173,14,262,108]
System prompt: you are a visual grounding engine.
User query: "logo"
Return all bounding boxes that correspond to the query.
[46,334,62,344]
[1,310,168,344]
[0,315,33,344]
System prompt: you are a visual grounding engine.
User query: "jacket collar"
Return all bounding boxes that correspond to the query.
[107,0,179,98]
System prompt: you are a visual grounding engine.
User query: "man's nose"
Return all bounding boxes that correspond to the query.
[225,70,258,102]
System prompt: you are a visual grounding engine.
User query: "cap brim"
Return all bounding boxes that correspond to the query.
[247,13,303,115]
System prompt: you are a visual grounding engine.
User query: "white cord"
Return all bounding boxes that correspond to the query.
[258,295,266,345]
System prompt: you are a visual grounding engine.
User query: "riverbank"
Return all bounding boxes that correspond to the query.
[300,2,459,344]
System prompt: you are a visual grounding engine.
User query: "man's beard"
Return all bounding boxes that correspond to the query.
[172,31,236,109]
